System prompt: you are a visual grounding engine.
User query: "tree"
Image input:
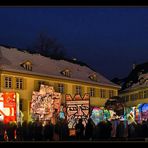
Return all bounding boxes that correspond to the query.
[29,32,66,59]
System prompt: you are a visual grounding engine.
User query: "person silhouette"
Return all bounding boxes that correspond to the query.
[75,119,84,140]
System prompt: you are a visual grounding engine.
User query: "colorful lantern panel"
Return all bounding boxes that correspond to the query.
[31,84,61,123]
[90,107,104,125]
[0,92,18,123]
[66,94,90,129]
[138,104,148,120]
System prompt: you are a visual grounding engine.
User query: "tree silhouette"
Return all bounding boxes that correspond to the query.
[29,32,66,59]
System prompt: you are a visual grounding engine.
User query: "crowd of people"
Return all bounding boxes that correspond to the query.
[0,118,148,142]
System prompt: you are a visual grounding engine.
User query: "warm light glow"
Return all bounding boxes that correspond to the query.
[0,92,17,123]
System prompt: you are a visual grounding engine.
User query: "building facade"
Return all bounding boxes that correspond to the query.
[0,46,120,121]
[119,63,148,107]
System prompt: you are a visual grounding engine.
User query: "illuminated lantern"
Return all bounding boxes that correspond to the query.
[138,103,148,120]
[0,92,18,123]
[90,107,104,125]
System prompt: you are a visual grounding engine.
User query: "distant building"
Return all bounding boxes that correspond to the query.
[119,62,148,107]
[0,46,120,121]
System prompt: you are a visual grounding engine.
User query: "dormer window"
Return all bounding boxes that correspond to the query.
[20,60,32,71]
[61,69,71,77]
[89,73,97,81]
[126,80,133,87]
[139,77,145,85]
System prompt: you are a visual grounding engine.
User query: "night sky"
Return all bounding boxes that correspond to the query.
[0,7,148,80]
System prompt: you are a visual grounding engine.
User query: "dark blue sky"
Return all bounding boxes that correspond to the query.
[1,7,148,80]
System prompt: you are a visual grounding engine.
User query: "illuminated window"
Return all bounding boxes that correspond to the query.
[90,88,95,97]
[139,78,145,85]
[76,86,82,95]
[125,95,130,102]
[144,90,148,99]
[58,84,64,93]
[109,90,114,98]
[4,77,12,88]
[126,81,133,87]
[100,89,106,98]
[139,91,143,99]
[130,93,138,101]
[61,69,71,77]
[20,60,32,71]
[16,78,23,89]
[89,73,97,81]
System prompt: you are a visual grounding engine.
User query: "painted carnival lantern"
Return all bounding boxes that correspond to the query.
[0,92,19,123]
[65,94,90,129]
[31,84,61,124]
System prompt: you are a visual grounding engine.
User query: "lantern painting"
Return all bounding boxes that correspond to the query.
[137,104,148,120]
[65,94,90,129]
[31,84,61,123]
[0,92,19,123]
[90,107,104,125]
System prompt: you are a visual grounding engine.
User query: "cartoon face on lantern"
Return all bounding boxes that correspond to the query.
[66,100,89,129]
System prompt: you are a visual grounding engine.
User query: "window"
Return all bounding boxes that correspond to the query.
[100,89,106,98]
[76,86,82,95]
[139,91,143,99]
[4,77,12,88]
[125,95,130,102]
[144,90,148,99]
[139,78,145,85]
[16,78,23,89]
[20,61,32,71]
[61,69,71,77]
[90,88,95,97]
[58,84,64,93]
[130,93,138,101]
[25,64,32,71]
[109,90,114,98]
[89,73,97,81]
[126,81,133,87]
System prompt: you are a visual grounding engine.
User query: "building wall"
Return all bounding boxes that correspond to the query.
[119,87,148,107]
[0,70,119,121]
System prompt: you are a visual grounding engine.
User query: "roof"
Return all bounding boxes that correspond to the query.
[121,62,148,91]
[0,46,120,88]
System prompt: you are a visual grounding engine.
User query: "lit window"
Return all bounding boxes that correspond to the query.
[100,89,106,98]
[125,95,130,102]
[16,78,23,89]
[90,88,95,97]
[109,90,114,98]
[4,77,12,88]
[139,91,143,99]
[61,69,71,77]
[58,84,64,93]
[89,73,97,81]
[20,61,32,71]
[144,90,148,99]
[130,93,138,101]
[76,86,82,95]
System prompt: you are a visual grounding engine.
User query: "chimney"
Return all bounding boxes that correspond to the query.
[132,63,136,70]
